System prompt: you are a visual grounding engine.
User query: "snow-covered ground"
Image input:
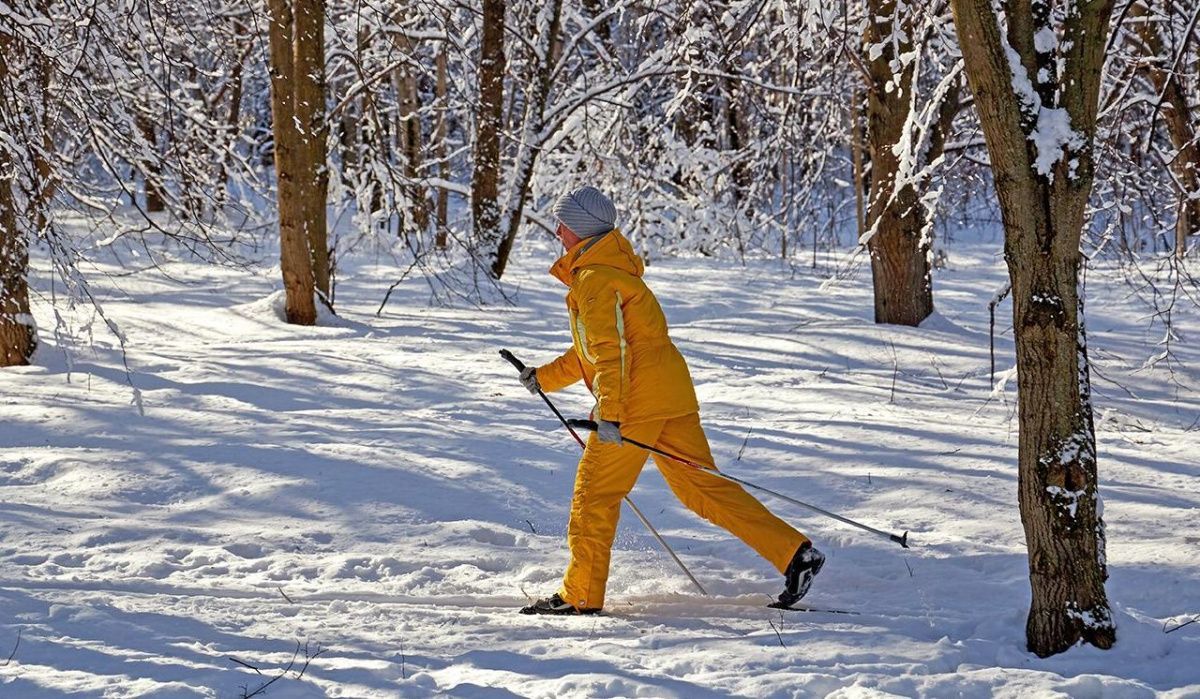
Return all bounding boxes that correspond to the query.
[1,233,1197,697]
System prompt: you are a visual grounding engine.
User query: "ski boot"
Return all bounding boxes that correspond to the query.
[520,593,601,616]
[770,542,825,609]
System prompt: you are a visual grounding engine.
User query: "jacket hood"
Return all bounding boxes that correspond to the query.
[549,229,644,286]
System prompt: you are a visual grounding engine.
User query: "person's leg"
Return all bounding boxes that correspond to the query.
[559,419,666,609]
[652,413,808,574]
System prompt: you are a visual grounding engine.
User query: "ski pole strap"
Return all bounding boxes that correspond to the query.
[568,419,911,548]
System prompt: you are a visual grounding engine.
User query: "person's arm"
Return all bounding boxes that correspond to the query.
[535,346,584,392]
[574,271,627,422]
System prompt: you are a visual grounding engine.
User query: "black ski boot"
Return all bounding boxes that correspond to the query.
[771,542,825,609]
[520,593,601,616]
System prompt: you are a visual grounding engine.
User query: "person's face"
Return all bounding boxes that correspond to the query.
[556,222,582,250]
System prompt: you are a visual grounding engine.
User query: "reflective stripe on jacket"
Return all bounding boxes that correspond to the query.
[536,229,699,424]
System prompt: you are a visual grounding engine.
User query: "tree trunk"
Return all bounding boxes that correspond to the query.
[30,1,54,235]
[863,0,933,326]
[339,102,359,189]
[0,161,34,367]
[471,0,506,274]
[136,114,166,213]
[851,85,867,246]
[0,36,36,366]
[266,0,317,325]
[1130,1,1199,257]
[726,75,753,204]
[393,18,429,236]
[676,0,718,148]
[490,0,564,279]
[949,0,1116,657]
[434,30,450,249]
[218,14,249,202]
[293,0,330,300]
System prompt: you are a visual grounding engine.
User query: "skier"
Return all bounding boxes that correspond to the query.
[518,185,824,615]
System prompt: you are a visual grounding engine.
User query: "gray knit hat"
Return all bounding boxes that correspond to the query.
[553,186,617,238]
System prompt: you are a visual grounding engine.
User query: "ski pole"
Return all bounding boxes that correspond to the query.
[500,350,587,449]
[499,350,709,595]
[567,419,911,549]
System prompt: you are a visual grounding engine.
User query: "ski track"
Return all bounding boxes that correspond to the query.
[1,239,1198,697]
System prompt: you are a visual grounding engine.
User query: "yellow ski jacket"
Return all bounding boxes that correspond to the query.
[536,229,699,424]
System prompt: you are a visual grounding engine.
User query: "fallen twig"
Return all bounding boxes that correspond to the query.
[3,628,21,666]
[768,614,787,648]
[736,427,754,462]
[929,355,949,390]
[229,656,264,675]
[889,341,899,404]
[232,641,326,699]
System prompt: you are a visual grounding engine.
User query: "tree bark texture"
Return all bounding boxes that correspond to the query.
[949,0,1116,657]
[0,33,36,365]
[472,0,506,275]
[293,0,330,298]
[267,0,318,324]
[0,152,34,367]
[863,0,934,326]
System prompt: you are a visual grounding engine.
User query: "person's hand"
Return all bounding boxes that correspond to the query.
[596,420,622,444]
[519,367,540,394]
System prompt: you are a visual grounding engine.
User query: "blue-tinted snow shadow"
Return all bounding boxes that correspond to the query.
[452,649,733,698]
[0,587,326,697]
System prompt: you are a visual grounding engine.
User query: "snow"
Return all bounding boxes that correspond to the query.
[1045,486,1085,519]
[1031,107,1085,181]
[1034,27,1058,54]
[1003,41,1085,181]
[1,232,1198,696]
[1003,44,1039,118]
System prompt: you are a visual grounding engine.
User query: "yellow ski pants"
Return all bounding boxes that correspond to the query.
[559,412,809,609]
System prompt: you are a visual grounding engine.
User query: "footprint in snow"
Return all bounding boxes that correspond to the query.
[223,543,267,559]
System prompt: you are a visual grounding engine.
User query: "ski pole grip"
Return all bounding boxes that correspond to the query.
[499,349,527,372]
[566,419,598,432]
